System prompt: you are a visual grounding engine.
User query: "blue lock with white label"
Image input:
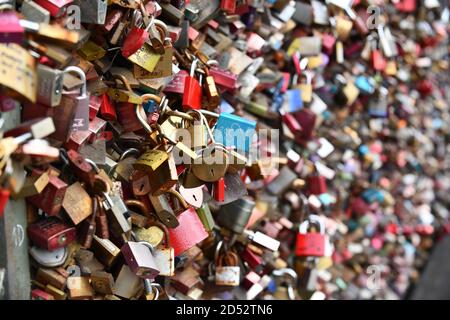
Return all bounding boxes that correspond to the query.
[214,113,256,153]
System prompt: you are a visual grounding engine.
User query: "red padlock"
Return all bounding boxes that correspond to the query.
[99,93,117,121]
[67,150,95,187]
[164,70,188,94]
[182,59,202,111]
[295,215,326,257]
[307,174,327,195]
[213,177,225,202]
[209,66,238,91]
[88,117,107,143]
[28,217,76,251]
[395,0,416,12]
[282,111,302,135]
[221,0,237,15]
[31,289,55,300]
[27,173,67,216]
[372,48,387,71]
[122,20,153,58]
[241,246,263,269]
[34,0,73,17]
[293,108,316,142]
[0,188,10,218]
[168,192,208,256]
[89,95,102,120]
[116,102,143,133]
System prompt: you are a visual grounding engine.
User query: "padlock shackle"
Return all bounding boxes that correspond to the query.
[111,74,134,92]
[166,189,189,211]
[138,241,155,254]
[154,20,169,39]
[119,148,140,161]
[299,214,325,234]
[85,158,100,174]
[62,66,87,96]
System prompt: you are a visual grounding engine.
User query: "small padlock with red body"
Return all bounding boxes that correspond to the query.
[168,191,208,256]
[99,93,117,121]
[34,0,73,17]
[307,174,327,195]
[295,215,326,257]
[220,0,236,14]
[27,172,67,216]
[209,66,237,91]
[28,217,76,251]
[182,58,202,111]
[0,188,10,218]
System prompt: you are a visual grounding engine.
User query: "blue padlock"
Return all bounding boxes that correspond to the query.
[285,89,303,112]
[355,76,375,94]
[214,113,256,153]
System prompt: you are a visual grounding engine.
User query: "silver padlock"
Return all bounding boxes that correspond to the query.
[36,64,63,107]
[63,66,89,132]
[21,0,50,23]
[75,0,107,24]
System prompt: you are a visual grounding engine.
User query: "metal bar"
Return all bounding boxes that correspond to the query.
[0,107,31,300]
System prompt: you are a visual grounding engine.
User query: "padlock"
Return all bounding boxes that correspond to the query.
[62,66,89,132]
[67,276,94,300]
[294,37,322,56]
[35,267,67,290]
[133,144,178,196]
[91,271,114,295]
[113,264,142,299]
[272,269,297,300]
[166,190,208,256]
[121,241,160,279]
[28,217,76,251]
[29,246,68,268]
[196,202,215,232]
[0,11,24,44]
[308,174,327,195]
[202,66,220,109]
[182,58,202,111]
[21,0,51,24]
[122,11,156,58]
[220,0,236,14]
[34,0,73,17]
[91,235,121,268]
[293,108,316,142]
[107,75,142,105]
[171,267,201,295]
[213,112,257,153]
[111,148,140,182]
[99,93,117,121]
[36,64,63,107]
[209,66,237,91]
[215,242,240,286]
[291,1,313,26]
[371,38,387,72]
[75,0,107,25]
[295,215,326,257]
[27,173,67,216]
[335,16,353,41]
[296,71,314,104]
[62,182,93,225]
[216,197,255,236]
[152,224,175,276]
[134,24,173,79]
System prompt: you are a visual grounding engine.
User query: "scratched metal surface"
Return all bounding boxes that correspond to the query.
[0,107,31,300]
